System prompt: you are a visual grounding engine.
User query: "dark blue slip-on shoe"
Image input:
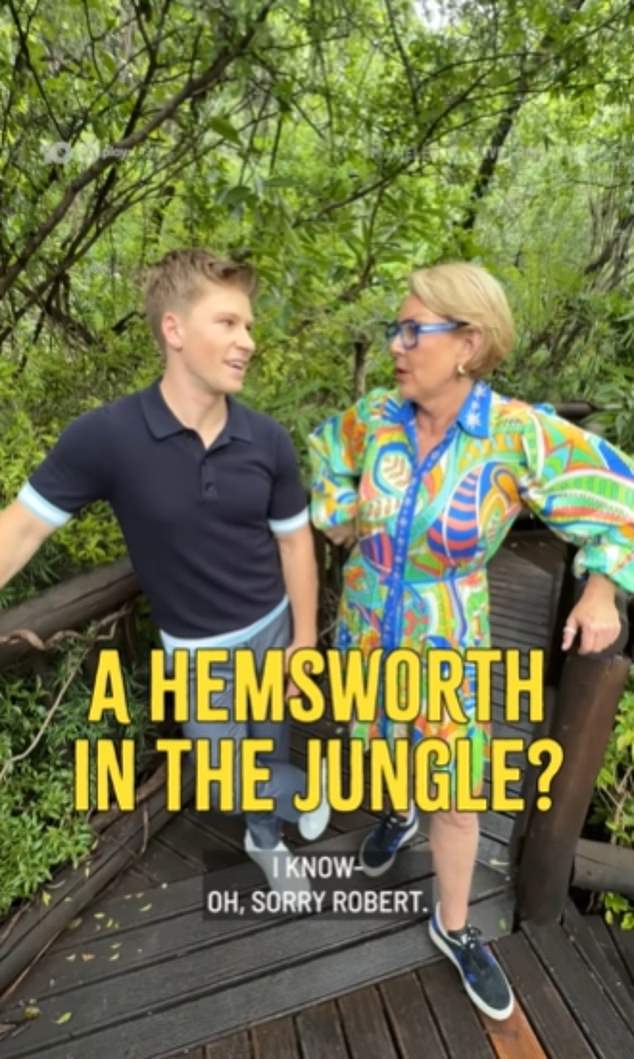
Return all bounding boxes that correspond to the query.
[358,808,419,877]
[429,902,514,1020]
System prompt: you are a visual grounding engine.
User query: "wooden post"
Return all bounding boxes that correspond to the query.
[516,647,631,924]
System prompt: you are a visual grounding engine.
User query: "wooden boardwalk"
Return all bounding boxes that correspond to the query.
[2,533,632,1058]
[183,903,634,1059]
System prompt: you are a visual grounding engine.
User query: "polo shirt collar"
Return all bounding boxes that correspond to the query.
[141,379,253,442]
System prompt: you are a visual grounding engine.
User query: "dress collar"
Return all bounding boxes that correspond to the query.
[391,380,492,439]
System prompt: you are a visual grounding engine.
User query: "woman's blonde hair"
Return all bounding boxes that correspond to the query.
[408,261,515,376]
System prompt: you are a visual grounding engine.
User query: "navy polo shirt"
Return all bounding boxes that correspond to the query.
[17,379,309,640]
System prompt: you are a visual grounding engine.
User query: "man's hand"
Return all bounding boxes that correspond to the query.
[284,640,317,699]
[562,574,622,654]
[275,522,319,697]
[324,520,357,548]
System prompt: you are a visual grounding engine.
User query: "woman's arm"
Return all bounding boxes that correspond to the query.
[518,405,634,653]
[308,391,381,542]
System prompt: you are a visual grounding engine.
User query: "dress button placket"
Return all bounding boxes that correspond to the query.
[381,419,457,650]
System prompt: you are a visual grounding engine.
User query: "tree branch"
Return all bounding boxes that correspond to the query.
[0,0,277,303]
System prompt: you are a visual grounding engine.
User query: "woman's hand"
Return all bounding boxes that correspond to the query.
[324,520,357,548]
[562,574,622,654]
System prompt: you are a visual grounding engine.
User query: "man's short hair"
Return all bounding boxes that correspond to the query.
[142,248,257,353]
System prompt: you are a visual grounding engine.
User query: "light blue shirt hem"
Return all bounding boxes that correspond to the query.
[17,482,72,527]
[268,506,309,535]
[159,595,289,655]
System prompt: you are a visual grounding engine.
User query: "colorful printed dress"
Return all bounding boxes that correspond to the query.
[308,381,634,794]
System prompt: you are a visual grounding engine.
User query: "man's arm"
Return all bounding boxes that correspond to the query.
[0,500,58,592]
[276,522,318,650]
[0,406,113,596]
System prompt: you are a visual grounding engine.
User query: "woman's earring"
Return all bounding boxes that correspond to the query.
[456,363,467,377]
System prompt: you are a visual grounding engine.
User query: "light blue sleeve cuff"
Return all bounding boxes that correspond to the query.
[17,482,73,527]
[268,506,310,536]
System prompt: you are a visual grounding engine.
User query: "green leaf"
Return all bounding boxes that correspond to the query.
[208,117,241,146]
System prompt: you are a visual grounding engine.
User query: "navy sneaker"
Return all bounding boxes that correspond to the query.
[358,805,418,876]
[429,902,514,1020]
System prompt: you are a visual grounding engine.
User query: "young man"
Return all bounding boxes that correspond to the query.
[0,248,327,893]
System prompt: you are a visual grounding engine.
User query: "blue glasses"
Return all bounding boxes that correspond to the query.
[385,319,467,350]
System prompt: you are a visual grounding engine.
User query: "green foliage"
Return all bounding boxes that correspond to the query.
[591,669,634,930]
[0,631,158,918]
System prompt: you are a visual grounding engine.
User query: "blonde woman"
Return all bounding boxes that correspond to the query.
[309,261,634,1019]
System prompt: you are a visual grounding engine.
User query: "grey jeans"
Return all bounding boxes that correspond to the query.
[180,605,308,848]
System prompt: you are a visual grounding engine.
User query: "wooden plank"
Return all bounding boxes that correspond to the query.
[2,858,442,1038]
[7,891,513,1059]
[99,863,158,899]
[4,836,443,1018]
[489,622,552,646]
[492,933,595,1059]
[17,903,261,1000]
[478,999,549,1059]
[582,915,633,986]
[47,828,377,951]
[418,960,496,1058]
[379,972,448,1058]
[251,1017,300,1059]
[15,833,434,1001]
[204,1033,251,1059]
[128,839,202,884]
[0,763,194,995]
[295,1000,349,1059]
[337,986,399,1059]
[607,922,634,987]
[489,612,553,641]
[155,814,242,871]
[562,902,634,1030]
[19,828,414,997]
[184,808,252,853]
[523,920,634,1059]
[48,825,419,952]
